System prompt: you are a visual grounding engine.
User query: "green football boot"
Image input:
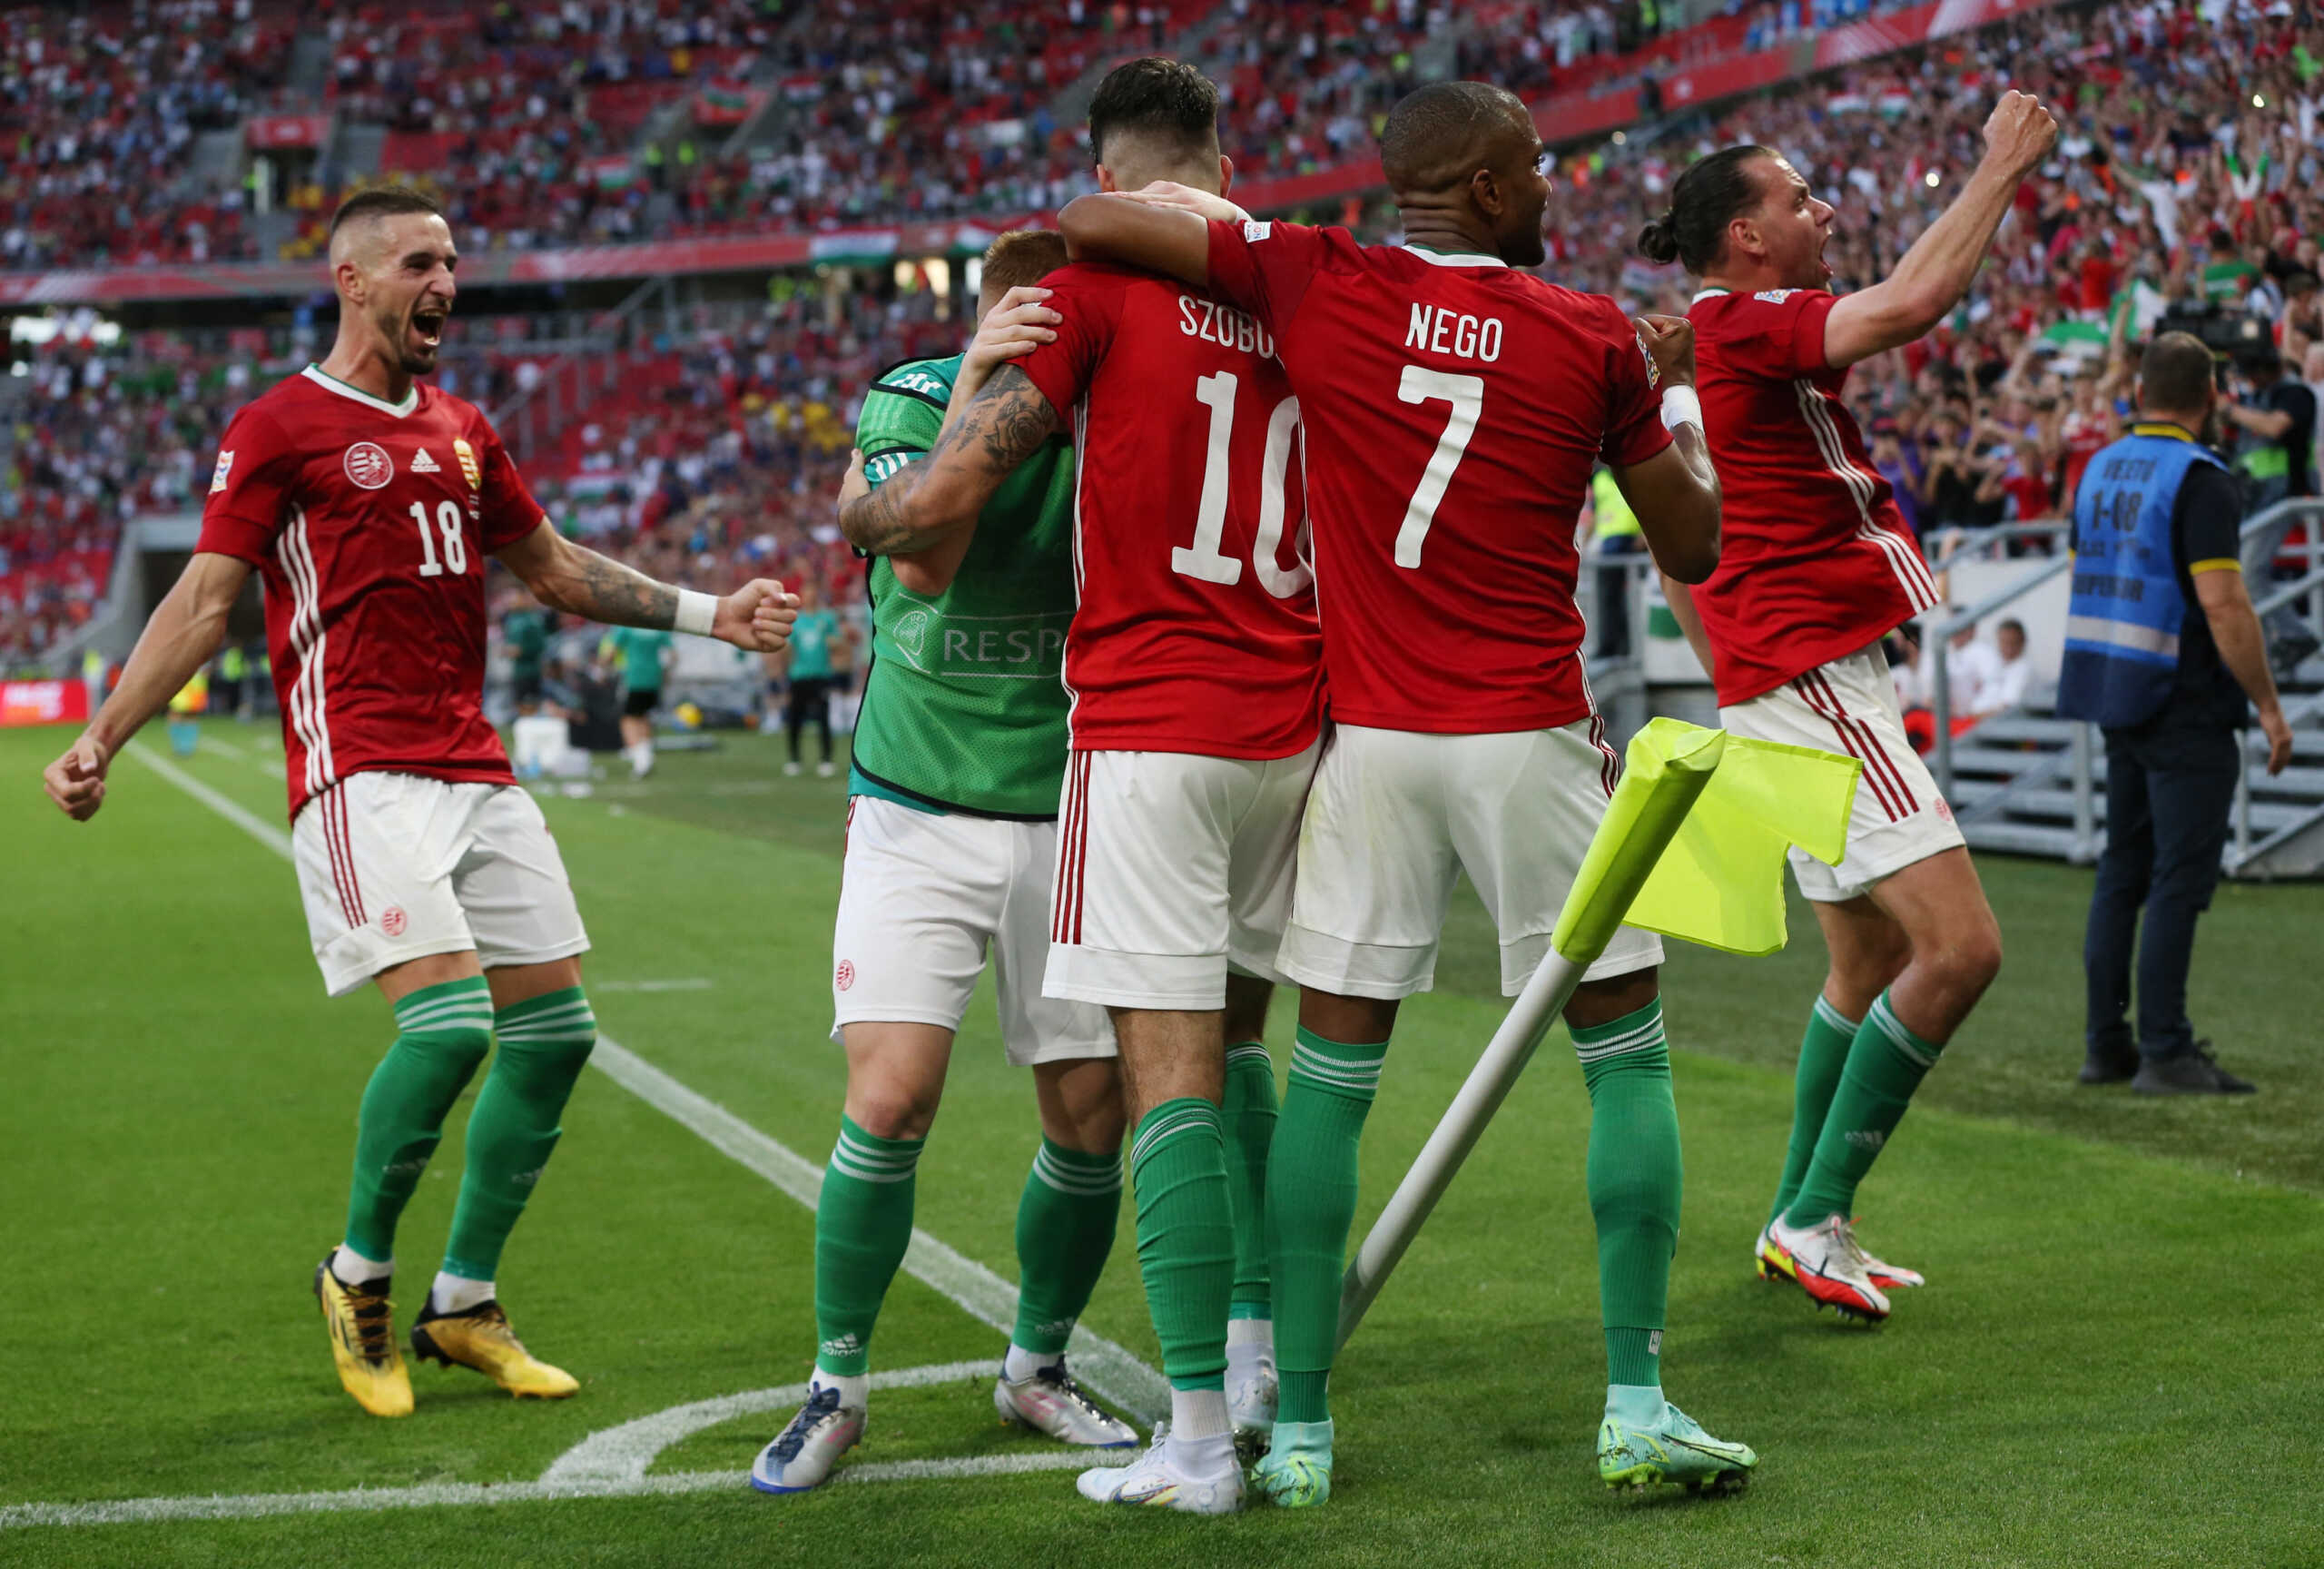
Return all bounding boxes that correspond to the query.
[1253,1418,1334,1507]
[1598,1404,1756,1493]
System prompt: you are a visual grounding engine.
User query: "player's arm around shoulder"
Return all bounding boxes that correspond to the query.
[492,520,798,653]
[841,287,1065,595]
[1610,313,1722,585]
[44,550,251,822]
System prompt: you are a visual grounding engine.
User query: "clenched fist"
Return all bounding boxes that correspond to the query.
[43,731,113,822]
[1633,313,1698,389]
[1982,91,2059,178]
[714,579,803,653]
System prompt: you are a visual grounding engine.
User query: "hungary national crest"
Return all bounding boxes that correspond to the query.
[453,438,482,492]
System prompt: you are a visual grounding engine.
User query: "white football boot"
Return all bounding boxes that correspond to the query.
[1226,1340,1278,1456]
[994,1358,1137,1447]
[1077,1428,1245,1514]
[1763,1212,1893,1322]
[749,1384,866,1495]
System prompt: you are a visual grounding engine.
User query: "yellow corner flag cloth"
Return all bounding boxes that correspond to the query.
[1550,717,1863,967]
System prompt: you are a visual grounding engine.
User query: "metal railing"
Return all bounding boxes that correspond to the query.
[1923,498,2324,869]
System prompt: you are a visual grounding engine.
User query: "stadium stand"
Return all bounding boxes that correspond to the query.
[7,0,2321,689]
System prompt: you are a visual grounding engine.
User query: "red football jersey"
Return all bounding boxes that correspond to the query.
[1204,220,1668,735]
[196,367,546,819]
[1016,262,1324,759]
[1685,288,1938,706]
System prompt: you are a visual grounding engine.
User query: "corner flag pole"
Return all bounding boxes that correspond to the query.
[1335,724,1729,1353]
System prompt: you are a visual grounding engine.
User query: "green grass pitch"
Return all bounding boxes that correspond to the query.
[5,722,2319,1568]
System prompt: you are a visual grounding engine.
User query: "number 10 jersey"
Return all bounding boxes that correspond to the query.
[197,365,547,819]
[1017,262,1324,761]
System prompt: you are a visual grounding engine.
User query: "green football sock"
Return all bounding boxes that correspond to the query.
[814,1115,924,1377]
[1768,994,1859,1228]
[1574,1000,1681,1391]
[1783,990,1944,1230]
[441,988,596,1281]
[1011,1137,1121,1357]
[1128,1099,1235,1392]
[1267,1027,1385,1426]
[1223,1041,1279,1320]
[343,978,495,1263]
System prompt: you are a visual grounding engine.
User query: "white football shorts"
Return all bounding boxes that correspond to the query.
[1275,722,1664,1001]
[1045,741,1322,1011]
[831,795,1114,1066]
[1720,641,1965,903]
[291,771,590,998]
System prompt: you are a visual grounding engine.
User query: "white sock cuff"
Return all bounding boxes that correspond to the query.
[332,1244,390,1284]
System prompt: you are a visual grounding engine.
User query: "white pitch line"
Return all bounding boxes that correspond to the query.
[198,735,248,759]
[2,1370,1098,1532]
[593,978,714,993]
[118,745,1171,1416]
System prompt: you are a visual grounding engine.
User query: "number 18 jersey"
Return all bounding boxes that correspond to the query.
[1016,261,1324,760]
[196,366,547,820]
[1204,221,1669,735]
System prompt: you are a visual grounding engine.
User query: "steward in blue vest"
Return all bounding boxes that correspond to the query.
[2063,331,2290,1097]
[2057,423,2240,730]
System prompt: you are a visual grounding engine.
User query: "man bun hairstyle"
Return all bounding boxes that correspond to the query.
[1088,56,1220,166]
[1638,144,1777,274]
[1379,81,1531,191]
[329,185,445,240]
[981,229,1070,298]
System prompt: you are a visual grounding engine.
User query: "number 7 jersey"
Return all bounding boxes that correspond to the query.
[196,366,547,819]
[1015,262,1324,759]
[1203,220,1669,735]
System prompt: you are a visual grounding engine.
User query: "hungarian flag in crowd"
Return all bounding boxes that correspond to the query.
[589,155,638,190]
[697,78,759,127]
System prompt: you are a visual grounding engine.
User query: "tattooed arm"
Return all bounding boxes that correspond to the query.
[839,365,1061,580]
[495,521,801,650]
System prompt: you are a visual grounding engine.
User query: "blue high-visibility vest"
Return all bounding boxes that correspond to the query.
[2055,424,2227,728]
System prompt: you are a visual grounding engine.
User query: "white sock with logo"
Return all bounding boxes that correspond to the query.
[1003,1344,1050,1383]
[428,1271,496,1316]
[331,1245,389,1288]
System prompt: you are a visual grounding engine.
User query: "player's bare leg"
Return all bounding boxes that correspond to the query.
[999,1056,1136,1448]
[1252,989,1396,1505]
[1077,1008,1243,1513]
[1767,848,2002,1317]
[1219,974,1280,1451]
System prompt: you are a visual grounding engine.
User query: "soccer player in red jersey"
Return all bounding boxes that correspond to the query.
[1638,93,2057,1324]
[1056,81,1750,1498]
[838,58,1324,1513]
[41,189,797,1418]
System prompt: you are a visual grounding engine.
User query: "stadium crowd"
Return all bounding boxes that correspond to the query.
[11,0,2324,679]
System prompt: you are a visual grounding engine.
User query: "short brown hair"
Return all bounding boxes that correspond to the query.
[980,230,1068,299]
[2139,331,2217,415]
[329,186,444,240]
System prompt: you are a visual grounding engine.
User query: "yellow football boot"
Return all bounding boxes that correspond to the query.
[312,1257,413,1417]
[409,1299,580,1398]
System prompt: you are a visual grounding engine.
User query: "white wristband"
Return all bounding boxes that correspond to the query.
[674,589,718,637]
[1660,384,1702,433]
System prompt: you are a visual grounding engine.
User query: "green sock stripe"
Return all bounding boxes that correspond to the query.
[1031,1142,1122,1196]
[495,998,596,1032]
[831,1120,923,1184]
[494,986,589,1025]
[1226,1043,1274,1070]
[1866,992,1941,1069]
[1571,1000,1666,1064]
[1129,1100,1221,1171]
[394,979,494,1033]
[1287,1029,1385,1099]
[1812,994,1861,1034]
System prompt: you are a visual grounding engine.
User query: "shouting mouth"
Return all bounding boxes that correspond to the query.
[410,305,448,351]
